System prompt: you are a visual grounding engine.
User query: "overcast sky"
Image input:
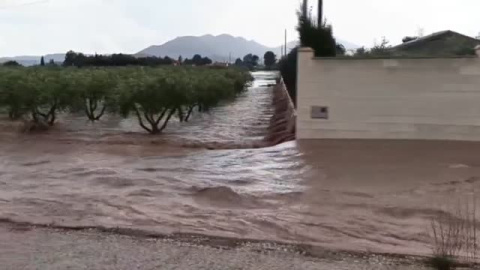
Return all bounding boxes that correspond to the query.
[0,0,478,56]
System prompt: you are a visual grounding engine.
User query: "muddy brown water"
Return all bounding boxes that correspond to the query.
[1,71,479,258]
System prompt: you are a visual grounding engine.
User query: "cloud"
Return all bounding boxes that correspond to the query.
[0,0,478,55]
[0,0,49,10]
[0,0,161,55]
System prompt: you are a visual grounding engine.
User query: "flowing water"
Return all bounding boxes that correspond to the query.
[1,71,480,257]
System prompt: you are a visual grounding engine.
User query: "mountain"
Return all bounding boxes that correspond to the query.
[338,39,361,50]
[138,34,271,62]
[0,54,65,66]
[138,34,360,62]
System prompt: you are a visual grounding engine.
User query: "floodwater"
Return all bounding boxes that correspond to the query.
[1,71,479,257]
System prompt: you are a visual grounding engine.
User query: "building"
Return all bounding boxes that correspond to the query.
[390,30,480,56]
[296,46,480,141]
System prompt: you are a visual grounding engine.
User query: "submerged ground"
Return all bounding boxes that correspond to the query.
[0,71,479,268]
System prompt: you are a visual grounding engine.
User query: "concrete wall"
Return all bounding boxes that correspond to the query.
[297,47,480,141]
[265,78,296,145]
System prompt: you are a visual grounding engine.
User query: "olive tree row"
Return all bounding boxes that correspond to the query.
[0,67,253,134]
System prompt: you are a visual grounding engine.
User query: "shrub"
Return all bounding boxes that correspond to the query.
[429,186,479,268]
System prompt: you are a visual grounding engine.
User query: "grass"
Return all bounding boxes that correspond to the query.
[428,183,479,269]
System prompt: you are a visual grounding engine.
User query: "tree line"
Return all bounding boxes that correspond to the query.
[3,51,280,70]
[63,51,176,67]
[234,51,278,70]
[0,67,253,134]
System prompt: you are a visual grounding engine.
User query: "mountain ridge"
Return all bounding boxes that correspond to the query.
[138,34,359,62]
[1,34,360,65]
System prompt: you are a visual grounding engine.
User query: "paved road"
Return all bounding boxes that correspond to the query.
[0,225,432,270]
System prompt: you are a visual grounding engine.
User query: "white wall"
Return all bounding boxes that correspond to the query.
[297,47,480,141]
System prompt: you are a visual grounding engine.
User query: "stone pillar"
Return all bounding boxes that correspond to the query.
[476,45,480,57]
[297,47,315,106]
[296,47,315,140]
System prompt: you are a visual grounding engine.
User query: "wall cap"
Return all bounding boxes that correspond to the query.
[298,47,314,52]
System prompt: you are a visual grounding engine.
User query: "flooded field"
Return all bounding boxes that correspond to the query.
[1,71,479,258]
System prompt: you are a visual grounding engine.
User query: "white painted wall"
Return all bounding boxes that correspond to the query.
[297,47,480,141]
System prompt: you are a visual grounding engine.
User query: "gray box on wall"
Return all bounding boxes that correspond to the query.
[311,106,329,119]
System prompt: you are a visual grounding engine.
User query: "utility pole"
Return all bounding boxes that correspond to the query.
[318,0,323,26]
[302,0,308,17]
[284,29,287,56]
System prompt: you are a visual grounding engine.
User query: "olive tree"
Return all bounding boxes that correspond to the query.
[72,69,118,121]
[118,69,188,134]
[0,69,36,120]
[31,68,75,125]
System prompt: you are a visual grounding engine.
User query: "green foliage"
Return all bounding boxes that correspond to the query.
[297,2,337,57]
[184,55,213,66]
[234,58,243,66]
[40,56,45,66]
[0,67,252,134]
[353,37,393,57]
[0,68,75,124]
[278,48,298,106]
[278,1,339,107]
[63,50,174,67]
[242,54,260,70]
[2,61,22,67]
[116,67,251,133]
[336,44,346,55]
[369,37,393,56]
[263,51,277,68]
[0,68,35,119]
[31,68,76,125]
[70,68,119,121]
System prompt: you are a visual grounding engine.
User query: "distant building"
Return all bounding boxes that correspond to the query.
[211,62,229,67]
[390,30,480,56]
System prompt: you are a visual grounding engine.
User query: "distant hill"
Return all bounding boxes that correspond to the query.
[1,35,360,66]
[137,34,271,62]
[0,54,65,66]
[138,34,360,62]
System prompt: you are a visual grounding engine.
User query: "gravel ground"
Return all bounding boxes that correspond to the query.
[0,224,436,270]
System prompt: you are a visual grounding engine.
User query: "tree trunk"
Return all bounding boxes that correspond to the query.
[94,105,107,121]
[48,110,56,126]
[8,108,20,120]
[85,98,106,121]
[159,108,176,132]
[46,104,57,126]
[31,110,39,123]
[302,0,308,17]
[318,0,323,26]
[133,106,153,134]
[177,106,185,122]
[133,106,177,135]
[185,105,195,122]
